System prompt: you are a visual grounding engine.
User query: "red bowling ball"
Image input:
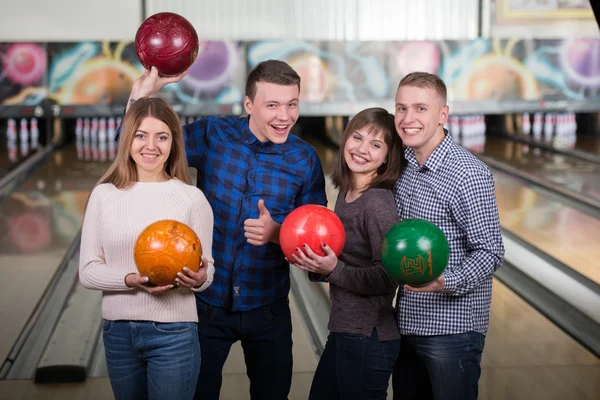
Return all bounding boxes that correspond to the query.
[134,12,199,77]
[280,205,345,261]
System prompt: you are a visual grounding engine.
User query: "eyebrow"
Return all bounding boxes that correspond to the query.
[395,103,429,107]
[136,130,171,135]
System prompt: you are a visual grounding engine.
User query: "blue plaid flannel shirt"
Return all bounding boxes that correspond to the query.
[394,132,504,335]
[184,116,327,311]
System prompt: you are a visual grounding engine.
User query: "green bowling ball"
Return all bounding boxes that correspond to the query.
[381,218,449,286]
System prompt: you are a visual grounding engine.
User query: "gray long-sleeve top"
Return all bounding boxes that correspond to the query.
[309,188,400,341]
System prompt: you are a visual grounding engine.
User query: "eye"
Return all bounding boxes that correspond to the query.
[418,106,427,111]
[352,134,361,141]
[135,133,144,138]
[288,102,298,108]
[158,135,169,141]
[396,106,406,112]
[267,103,277,108]
[372,142,382,149]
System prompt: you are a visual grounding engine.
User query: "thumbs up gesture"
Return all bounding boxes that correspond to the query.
[244,199,280,246]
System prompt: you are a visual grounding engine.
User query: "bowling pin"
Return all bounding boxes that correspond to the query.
[91,117,99,142]
[75,118,83,141]
[83,118,91,141]
[107,117,116,143]
[30,117,39,149]
[99,117,107,142]
[532,112,543,140]
[76,138,84,160]
[99,141,107,162]
[522,113,531,135]
[7,118,17,144]
[7,138,17,163]
[19,118,29,145]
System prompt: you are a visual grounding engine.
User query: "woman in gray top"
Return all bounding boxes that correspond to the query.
[290,107,405,399]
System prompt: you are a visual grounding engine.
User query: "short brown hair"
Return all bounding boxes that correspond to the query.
[398,72,447,105]
[245,60,301,101]
[332,107,404,195]
[96,97,191,189]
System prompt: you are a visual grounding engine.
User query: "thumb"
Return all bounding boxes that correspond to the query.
[258,199,270,217]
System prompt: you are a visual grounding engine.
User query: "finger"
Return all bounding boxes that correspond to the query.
[320,242,336,256]
[149,66,159,78]
[295,247,319,267]
[244,225,264,234]
[146,284,174,294]
[244,231,263,241]
[258,199,270,217]
[243,219,263,228]
[176,271,196,285]
[247,238,265,246]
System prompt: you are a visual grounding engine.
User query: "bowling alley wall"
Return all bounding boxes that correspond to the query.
[1,1,599,124]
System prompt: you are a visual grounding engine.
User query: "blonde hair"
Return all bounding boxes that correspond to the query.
[96,97,191,189]
[398,72,447,105]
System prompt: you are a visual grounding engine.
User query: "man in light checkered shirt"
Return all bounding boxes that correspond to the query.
[390,72,505,400]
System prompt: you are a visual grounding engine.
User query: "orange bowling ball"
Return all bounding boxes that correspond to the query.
[133,220,202,285]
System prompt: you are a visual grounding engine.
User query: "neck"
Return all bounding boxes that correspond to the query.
[137,169,169,183]
[247,115,267,143]
[414,127,445,165]
[347,172,375,200]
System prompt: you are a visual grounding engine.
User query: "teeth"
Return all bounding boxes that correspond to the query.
[404,128,420,133]
[142,154,158,159]
[273,125,287,129]
[351,154,367,163]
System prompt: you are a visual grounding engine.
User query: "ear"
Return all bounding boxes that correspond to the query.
[244,96,253,115]
[439,104,449,126]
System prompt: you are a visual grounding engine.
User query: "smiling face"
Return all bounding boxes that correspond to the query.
[244,81,300,144]
[394,84,448,164]
[343,126,388,188]
[130,116,172,182]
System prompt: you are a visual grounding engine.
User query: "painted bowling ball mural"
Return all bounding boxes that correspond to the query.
[394,41,441,76]
[134,220,203,286]
[67,64,136,104]
[3,44,46,85]
[179,41,238,94]
[562,38,600,89]
[456,55,539,101]
[288,54,330,102]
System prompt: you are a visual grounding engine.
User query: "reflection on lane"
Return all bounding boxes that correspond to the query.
[0,140,112,363]
[494,171,600,284]
[484,136,600,203]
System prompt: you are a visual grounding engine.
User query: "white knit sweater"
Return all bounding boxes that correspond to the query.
[79,179,215,323]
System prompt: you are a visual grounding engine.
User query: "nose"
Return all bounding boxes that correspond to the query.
[145,136,157,150]
[276,106,289,121]
[403,109,416,124]
[358,140,369,153]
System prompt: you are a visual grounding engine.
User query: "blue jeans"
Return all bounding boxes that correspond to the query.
[194,296,293,400]
[392,332,486,400]
[102,320,200,400]
[309,329,400,400]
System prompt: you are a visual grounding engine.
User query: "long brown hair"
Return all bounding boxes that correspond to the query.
[96,97,191,189]
[331,107,404,195]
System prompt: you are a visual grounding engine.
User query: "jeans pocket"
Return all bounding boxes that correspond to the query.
[266,298,291,323]
[102,319,114,334]
[152,322,193,334]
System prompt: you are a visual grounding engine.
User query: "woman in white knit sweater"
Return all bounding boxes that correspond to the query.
[79,97,215,400]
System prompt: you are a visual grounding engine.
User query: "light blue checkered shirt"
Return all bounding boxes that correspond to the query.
[394,133,504,336]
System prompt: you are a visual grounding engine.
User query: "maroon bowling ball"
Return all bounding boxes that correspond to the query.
[135,12,199,77]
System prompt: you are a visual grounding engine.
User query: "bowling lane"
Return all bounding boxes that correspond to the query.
[0,139,113,365]
[573,135,600,157]
[483,136,600,204]
[0,127,43,181]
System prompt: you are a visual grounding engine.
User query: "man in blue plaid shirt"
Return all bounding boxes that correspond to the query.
[390,72,505,400]
[125,61,327,400]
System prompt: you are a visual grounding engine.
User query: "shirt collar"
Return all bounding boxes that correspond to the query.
[238,116,283,155]
[404,129,453,173]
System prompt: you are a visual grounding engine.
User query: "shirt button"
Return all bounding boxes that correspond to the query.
[253,153,258,158]
[249,174,254,178]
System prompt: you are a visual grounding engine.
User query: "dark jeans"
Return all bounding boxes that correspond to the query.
[193,296,293,400]
[392,332,486,400]
[309,329,400,400]
[102,320,200,400]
